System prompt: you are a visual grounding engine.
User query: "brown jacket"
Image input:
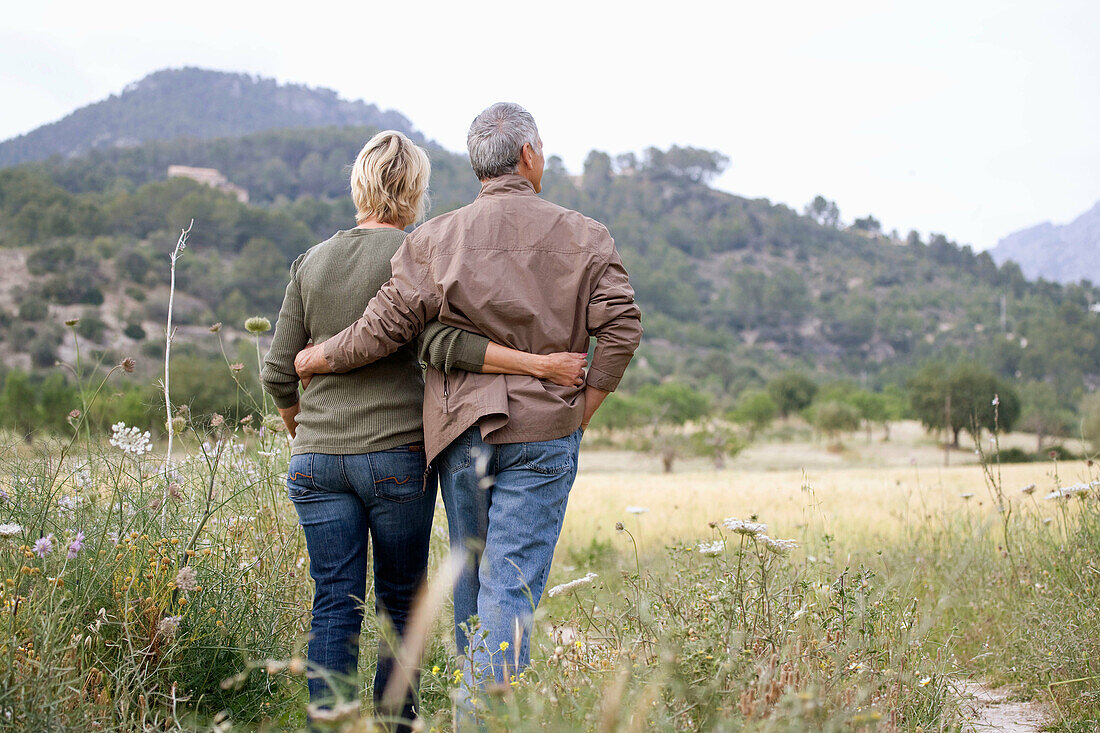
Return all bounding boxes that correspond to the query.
[323,174,643,464]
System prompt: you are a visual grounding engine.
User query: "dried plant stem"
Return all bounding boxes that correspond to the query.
[161,220,192,525]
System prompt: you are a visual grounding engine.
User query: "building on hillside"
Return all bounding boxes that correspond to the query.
[167,165,249,204]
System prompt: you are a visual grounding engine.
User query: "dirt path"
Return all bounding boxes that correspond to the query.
[960,681,1047,732]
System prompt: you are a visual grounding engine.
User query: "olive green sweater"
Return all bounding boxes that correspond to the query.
[260,228,489,455]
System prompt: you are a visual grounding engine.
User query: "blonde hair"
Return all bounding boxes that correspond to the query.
[350,130,430,228]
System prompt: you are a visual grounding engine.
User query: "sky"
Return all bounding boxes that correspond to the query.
[2,0,1097,251]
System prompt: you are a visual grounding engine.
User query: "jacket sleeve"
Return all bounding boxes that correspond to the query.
[261,259,308,409]
[417,321,490,374]
[322,232,443,373]
[585,233,643,392]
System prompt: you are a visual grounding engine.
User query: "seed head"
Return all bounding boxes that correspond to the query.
[244,316,272,335]
[120,358,136,373]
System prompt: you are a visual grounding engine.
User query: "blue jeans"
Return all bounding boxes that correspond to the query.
[438,426,582,686]
[288,445,436,730]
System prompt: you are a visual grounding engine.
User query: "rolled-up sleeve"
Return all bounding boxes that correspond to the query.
[261,260,308,409]
[322,232,443,373]
[586,241,643,392]
[417,321,489,374]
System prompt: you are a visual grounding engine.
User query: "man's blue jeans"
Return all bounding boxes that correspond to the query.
[438,426,582,685]
[288,445,435,729]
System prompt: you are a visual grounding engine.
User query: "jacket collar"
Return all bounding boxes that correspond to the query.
[476,173,537,199]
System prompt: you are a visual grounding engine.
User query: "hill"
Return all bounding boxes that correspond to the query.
[0,67,416,167]
[990,201,1100,285]
[3,127,1099,413]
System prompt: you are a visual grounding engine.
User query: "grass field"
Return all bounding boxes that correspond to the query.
[1,416,1097,731]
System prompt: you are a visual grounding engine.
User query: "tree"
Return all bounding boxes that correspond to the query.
[766,372,817,418]
[1083,392,1100,452]
[908,362,1020,446]
[728,390,778,439]
[850,215,882,235]
[0,370,39,437]
[804,195,840,228]
[1018,381,1073,451]
[808,401,861,445]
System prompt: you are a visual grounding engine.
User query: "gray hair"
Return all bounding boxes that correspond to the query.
[467,102,541,180]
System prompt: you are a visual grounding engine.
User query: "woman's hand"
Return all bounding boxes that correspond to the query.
[539,352,588,387]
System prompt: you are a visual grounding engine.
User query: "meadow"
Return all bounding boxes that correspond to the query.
[1,381,1097,732]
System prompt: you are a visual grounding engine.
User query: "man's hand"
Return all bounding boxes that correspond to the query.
[538,352,588,387]
[295,343,331,380]
[581,385,610,431]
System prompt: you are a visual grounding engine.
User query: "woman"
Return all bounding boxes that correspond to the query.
[260,130,584,729]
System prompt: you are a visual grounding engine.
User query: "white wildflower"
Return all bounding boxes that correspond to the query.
[156,615,182,638]
[1020,484,1036,495]
[919,676,932,686]
[723,518,768,536]
[174,565,198,592]
[625,506,648,514]
[1043,481,1097,500]
[0,523,22,537]
[697,540,724,557]
[109,423,153,456]
[58,494,84,513]
[759,536,798,555]
[959,493,975,500]
[548,572,598,598]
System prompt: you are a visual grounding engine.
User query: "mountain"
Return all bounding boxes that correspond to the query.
[1,69,1099,431]
[990,201,1100,285]
[0,67,416,167]
[3,126,1099,412]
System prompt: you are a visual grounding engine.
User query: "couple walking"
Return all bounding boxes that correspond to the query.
[261,102,642,729]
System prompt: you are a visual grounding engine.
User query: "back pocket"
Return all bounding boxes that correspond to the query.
[372,445,428,503]
[287,454,315,498]
[522,435,576,475]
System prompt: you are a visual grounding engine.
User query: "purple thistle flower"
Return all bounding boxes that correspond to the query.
[34,534,55,558]
[67,531,85,559]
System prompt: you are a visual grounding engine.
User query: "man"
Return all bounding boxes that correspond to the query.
[294,102,642,687]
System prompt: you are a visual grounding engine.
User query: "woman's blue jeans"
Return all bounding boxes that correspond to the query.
[288,444,436,729]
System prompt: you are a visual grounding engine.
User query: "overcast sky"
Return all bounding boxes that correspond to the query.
[2,0,1097,250]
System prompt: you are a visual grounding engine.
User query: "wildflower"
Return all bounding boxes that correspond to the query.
[431,665,441,675]
[244,316,272,335]
[68,409,82,423]
[919,676,932,686]
[1043,481,1097,500]
[960,493,975,500]
[156,615,182,638]
[167,416,187,435]
[1042,517,1053,525]
[0,523,22,538]
[1020,484,1036,495]
[991,395,1000,406]
[209,322,222,333]
[229,362,244,372]
[58,494,83,513]
[65,318,80,327]
[499,641,509,651]
[723,518,768,536]
[119,357,136,373]
[109,423,153,456]
[174,565,198,592]
[548,572,599,597]
[614,522,624,533]
[625,506,648,514]
[697,540,724,557]
[34,534,55,558]
[760,536,798,555]
[67,531,85,559]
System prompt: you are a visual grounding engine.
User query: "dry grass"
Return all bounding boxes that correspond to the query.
[565,455,1086,555]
